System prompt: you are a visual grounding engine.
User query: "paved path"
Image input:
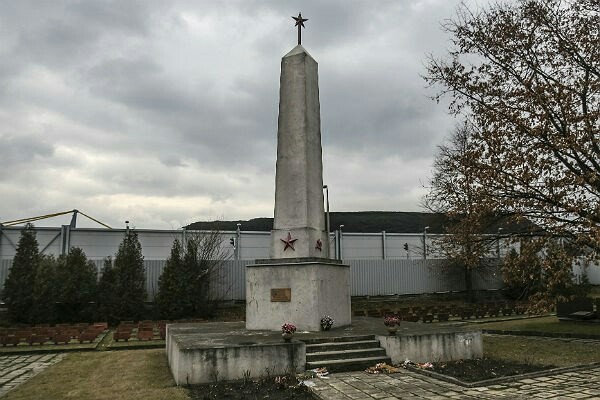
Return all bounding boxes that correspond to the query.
[310,366,600,399]
[485,333,600,346]
[0,353,65,397]
[309,335,600,399]
[313,367,600,400]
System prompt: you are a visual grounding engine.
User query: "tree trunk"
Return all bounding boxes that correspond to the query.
[465,266,475,303]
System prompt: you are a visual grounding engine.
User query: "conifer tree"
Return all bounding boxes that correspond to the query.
[155,239,187,319]
[112,231,146,321]
[55,247,97,322]
[97,257,118,324]
[30,255,58,324]
[3,223,39,322]
[155,230,228,320]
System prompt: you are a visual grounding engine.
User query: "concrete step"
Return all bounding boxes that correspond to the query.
[305,339,382,353]
[301,335,375,345]
[306,347,388,362]
[306,355,392,373]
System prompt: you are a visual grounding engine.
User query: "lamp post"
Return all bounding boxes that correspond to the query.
[323,185,330,255]
[338,224,344,260]
[423,226,430,260]
[236,223,241,260]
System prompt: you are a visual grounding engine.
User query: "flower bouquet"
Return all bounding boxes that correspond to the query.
[383,315,400,335]
[320,315,334,331]
[281,323,296,342]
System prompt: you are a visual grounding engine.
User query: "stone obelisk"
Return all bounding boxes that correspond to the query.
[246,14,351,331]
[270,44,329,259]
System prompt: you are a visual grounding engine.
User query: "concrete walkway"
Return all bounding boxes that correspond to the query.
[0,353,65,397]
[310,366,600,399]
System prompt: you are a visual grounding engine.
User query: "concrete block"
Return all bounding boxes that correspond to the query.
[167,323,306,385]
[377,330,483,363]
[246,260,351,331]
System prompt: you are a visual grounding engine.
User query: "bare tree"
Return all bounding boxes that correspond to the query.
[424,122,501,302]
[424,0,598,307]
[425,0,599,247]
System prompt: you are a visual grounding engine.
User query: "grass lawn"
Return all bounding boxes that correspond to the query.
[3,349,188,400]
[478,316,600,336]
[483,335,600,367]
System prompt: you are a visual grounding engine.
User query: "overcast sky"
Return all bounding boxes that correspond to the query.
[0,0,485,229]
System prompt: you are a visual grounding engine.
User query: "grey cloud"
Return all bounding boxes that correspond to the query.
[0,2,157,69]
[0,134,54,165]
[85,56,198,114]
[0,0,474,228]
[161,155,188,167]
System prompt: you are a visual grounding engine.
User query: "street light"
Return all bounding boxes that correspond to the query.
[323,185,330,234]
[423,226,430,260]
[323,185,330,257]
[236,223,241,260]
[338,224,344,260]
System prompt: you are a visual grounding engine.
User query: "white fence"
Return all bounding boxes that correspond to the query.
[0,226,510,261]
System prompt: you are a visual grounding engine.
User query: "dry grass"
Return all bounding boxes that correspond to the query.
[4,349,189,400]
[484,335,600,367]
[478,316,600,335]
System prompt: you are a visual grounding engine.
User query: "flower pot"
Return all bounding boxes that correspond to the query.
[387,326,397,336]
[282,332,293,342]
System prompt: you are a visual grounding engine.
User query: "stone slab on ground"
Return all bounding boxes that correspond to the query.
[309,366,600,399]
[0,353,66,397]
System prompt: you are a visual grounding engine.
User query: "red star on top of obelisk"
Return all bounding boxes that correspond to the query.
[280,232,298,251]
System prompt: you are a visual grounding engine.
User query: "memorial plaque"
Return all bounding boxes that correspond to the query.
[271,288,291,302]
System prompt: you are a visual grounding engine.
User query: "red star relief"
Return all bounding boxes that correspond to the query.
[315,239,322,251]
[281,232,298,251]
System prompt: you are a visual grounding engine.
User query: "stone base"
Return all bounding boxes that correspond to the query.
[166,323,305,385]
[377,330,483,364]
[246,260,351,331]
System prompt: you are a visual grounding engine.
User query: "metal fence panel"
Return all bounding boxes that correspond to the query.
[342,234,383,260]
[349,259,456,296]
[0,259,11,293]
[0,258,505,302]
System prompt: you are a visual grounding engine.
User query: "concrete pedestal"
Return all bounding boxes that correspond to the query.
[166,322,305,385]
[246,259,351,331]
